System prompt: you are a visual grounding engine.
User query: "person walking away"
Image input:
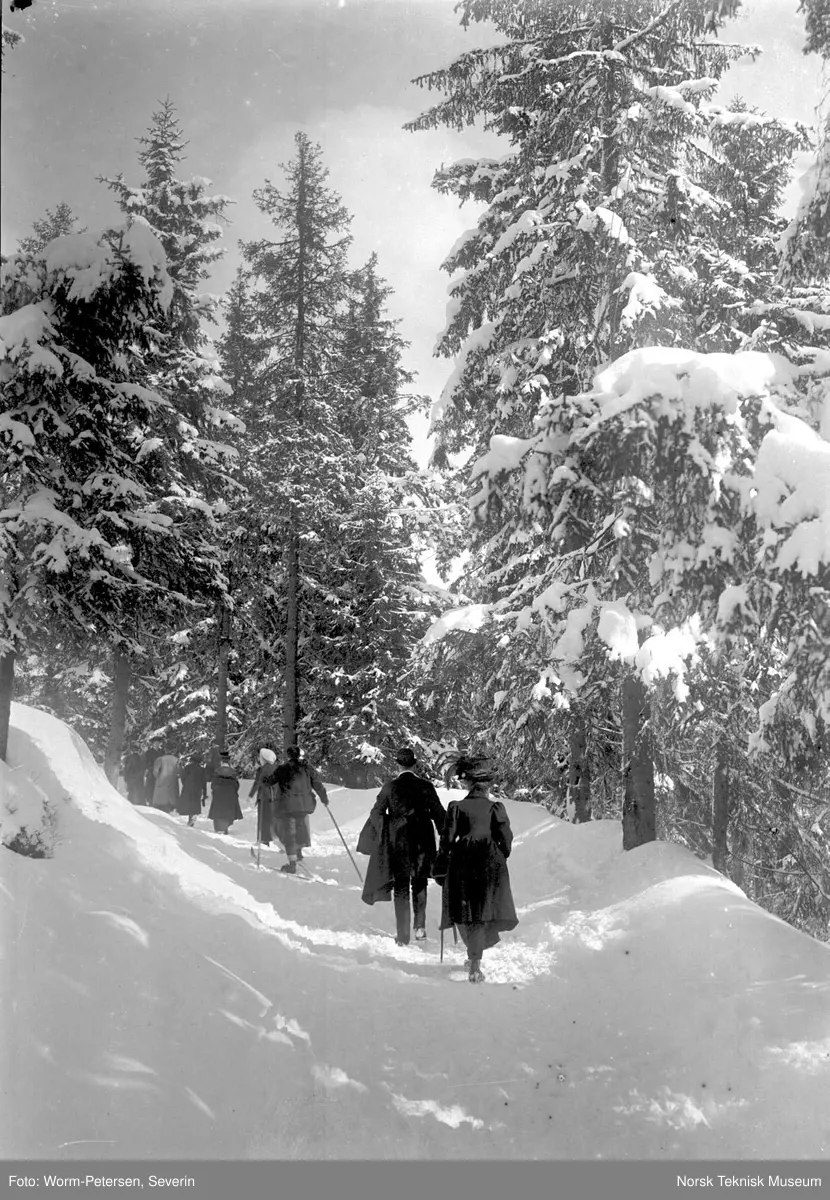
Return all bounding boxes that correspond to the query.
[122,749,146,805]
[271,746,328,873]
[205,743,222,782]
[152,749,180,812]
[359,747,446,946]
[249,747,278,846]
[178,753,208,826]
[143,746,159,805]
[208,751,242,834]
[433,756,518,983]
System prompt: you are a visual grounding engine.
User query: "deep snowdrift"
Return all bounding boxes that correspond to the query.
[1,703,829,1160]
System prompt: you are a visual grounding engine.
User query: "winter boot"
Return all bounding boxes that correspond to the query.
[414,927,426,941]
[280,862,297,875]
[468,958,485,983]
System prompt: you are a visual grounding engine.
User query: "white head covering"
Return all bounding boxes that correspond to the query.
[259,748,277,766]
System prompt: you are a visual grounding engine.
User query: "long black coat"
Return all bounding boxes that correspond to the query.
[434,784,518,942]
[177,761,207,816]
[208,764,242,828]
[359,772,446,906]
[250,763,278,845]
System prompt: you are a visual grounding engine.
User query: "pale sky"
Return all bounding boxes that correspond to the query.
[1,0,824,462]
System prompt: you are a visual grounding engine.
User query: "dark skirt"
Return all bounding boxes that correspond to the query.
[440,837,518,944]
[177,780,205,817]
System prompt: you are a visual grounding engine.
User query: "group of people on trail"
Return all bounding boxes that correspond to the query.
[123,737,518,983]
[122,740,329,872]
[121,745,242,833]
[358,748,518,984]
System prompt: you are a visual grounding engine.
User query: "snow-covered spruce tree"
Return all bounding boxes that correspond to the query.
[0,224,224,763]
[235,133,356,756]
[94,98,240,773]
[299,255,451,782]
[469,343,830,919]
[408,0,817,844]
[231,145,451,775]
[18,203,87,256]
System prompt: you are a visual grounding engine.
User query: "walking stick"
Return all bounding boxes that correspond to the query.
[453,924,458,945]
[324,804,364,883]
[440,924,445,964]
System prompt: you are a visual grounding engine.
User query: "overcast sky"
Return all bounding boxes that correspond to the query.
[1,0,824,460]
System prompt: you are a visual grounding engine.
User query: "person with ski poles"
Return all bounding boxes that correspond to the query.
[358,747,446,946]
[432,755,518,983]
[271,745,328,874]
[249,746,278,847]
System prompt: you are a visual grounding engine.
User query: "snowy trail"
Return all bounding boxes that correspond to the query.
[3,703,830,1159]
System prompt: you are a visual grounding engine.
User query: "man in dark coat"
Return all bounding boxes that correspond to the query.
[271,746,328,873]
[433,755,518,983]
[208,751,242,834]
[359,747,446,947]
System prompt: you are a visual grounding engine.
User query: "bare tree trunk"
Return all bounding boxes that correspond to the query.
[104,646,131,784]
[283,532,299,752]
[621,674,655,851]
[712,740,729,874]
[568,721,592,823]
[216,601,232,751]
[0,649,15,763]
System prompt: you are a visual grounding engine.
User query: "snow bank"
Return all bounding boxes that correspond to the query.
[3,704,830,1160]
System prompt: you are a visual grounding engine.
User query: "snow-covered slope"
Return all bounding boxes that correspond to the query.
[2,704,829,1160]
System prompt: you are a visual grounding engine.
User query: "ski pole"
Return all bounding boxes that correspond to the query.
[440,924,445,964]
[453,924,458,945]
[324,804,364,883]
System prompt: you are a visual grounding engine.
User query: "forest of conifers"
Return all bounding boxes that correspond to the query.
[1,0,829,942]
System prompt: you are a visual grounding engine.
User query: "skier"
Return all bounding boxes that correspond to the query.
[433,755,518,983]
[271,746,328,874]
[152,748,180,812]
[208,750,242,834]
[177,752,208,826]
[249,746,278,847]
[358,747,446,946]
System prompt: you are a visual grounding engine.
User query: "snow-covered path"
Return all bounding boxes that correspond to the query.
[2,704,829,1160]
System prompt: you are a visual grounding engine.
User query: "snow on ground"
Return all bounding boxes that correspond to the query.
[2,703,829,1160]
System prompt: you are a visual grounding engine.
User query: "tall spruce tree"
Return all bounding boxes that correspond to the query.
[223,142,451,775]
[0,223,215,762]
[409,0,825,856]
[94,99,239,774]
[238,132,354,754]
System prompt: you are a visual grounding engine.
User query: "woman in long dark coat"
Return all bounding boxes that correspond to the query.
[433,755,518,983]
[177,753,207,826]
[249,747,278,846]
[208,752,243,834]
